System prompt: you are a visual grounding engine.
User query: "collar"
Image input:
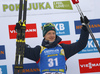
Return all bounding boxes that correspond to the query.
[42,35,62,48]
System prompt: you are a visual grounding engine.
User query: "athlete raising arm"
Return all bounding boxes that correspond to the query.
[24,16,89,74]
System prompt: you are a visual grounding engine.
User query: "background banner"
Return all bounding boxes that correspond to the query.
[0,0,100,74]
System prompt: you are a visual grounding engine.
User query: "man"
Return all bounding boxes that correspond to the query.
[24,16,89,74]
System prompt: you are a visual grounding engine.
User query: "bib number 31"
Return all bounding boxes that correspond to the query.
[48,58,58,67]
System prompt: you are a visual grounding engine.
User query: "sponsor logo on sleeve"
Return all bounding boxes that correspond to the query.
[79,58,100,73]
[8,23,37,39]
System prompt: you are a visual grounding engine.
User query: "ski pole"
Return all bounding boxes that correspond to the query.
[71,0,100,53]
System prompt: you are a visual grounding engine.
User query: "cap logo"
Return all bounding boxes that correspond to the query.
[52,27,55,29]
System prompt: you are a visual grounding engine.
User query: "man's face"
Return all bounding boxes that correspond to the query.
[44,30,56,42]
